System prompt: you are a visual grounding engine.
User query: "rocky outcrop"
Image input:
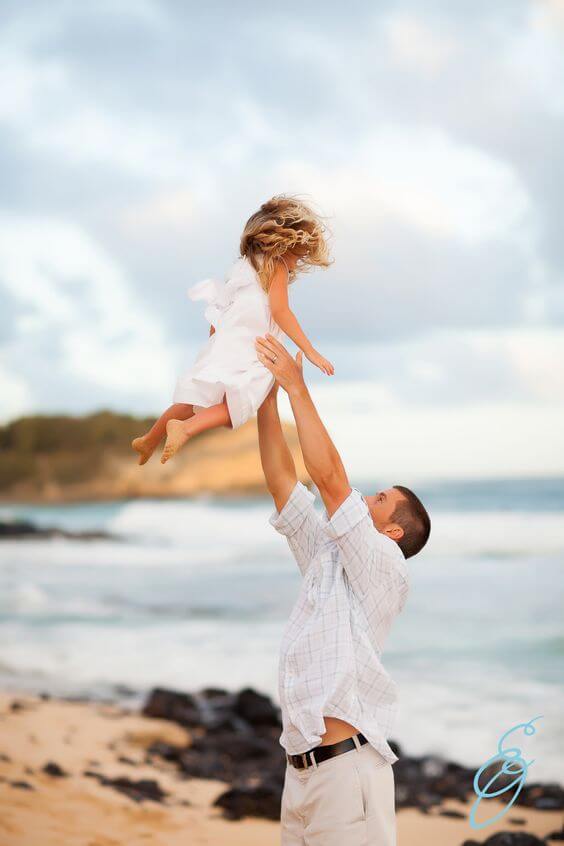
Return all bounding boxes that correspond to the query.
[0,413,309,503]
[142,685,564,823]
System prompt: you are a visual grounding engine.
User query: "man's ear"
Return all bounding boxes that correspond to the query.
[386,524,404,541]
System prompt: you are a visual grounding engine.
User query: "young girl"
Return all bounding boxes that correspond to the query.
[131,195,334,466]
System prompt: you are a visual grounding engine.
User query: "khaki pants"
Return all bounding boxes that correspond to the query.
[280,734,396,845]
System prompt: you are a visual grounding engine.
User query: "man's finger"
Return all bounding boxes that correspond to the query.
[255,336,279,356]
[256,351,275,372]
[265,334,288,355]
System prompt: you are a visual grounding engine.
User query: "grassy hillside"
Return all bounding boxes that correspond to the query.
[0,410,308,503]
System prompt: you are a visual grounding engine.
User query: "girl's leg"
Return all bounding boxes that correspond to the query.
[132,403,194,465]
[160,399,232,464]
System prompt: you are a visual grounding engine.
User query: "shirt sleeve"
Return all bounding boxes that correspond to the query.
[269,481,322,576]
[324,487,409,620]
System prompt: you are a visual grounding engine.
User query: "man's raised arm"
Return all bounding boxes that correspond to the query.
[255,335,351,518]
[257,384,298,513]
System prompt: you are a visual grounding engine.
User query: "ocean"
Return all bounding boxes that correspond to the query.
[1,477,562,781]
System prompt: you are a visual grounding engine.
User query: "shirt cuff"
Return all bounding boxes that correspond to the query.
[324,487,369,540]
[269,481,316,537]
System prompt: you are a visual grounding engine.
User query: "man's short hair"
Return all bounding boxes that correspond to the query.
[391,485,431,559]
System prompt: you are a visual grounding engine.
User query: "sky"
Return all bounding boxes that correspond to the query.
[0,0,563,482]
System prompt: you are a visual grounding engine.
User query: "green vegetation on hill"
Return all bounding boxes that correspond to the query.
[0,409,305,503]
[0,411,155,490]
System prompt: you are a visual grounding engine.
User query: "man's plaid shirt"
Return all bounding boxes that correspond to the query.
[269,480,409,763]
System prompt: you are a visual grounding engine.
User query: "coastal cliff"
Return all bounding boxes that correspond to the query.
[0,411,309,503]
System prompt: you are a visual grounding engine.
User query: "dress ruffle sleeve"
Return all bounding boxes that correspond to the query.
[187,278,230,327]
[188,260,256,327]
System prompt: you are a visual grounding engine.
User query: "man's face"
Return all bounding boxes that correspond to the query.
[363,487,406,542]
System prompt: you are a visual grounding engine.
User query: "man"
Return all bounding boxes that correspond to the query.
[254,333,431,846]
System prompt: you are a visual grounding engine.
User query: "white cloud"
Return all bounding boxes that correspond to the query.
[276,126,532,246]
[279,383,564,482]
[0,359,33,422]
[383,12,457,76]
[503,0,564,117]
[469,328,564,402]
[119,189,198,239]
[0,214,175,400]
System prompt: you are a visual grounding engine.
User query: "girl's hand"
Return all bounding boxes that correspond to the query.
[305,348,334,376]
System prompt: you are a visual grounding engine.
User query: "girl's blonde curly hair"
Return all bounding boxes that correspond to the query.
[240,194,332,291]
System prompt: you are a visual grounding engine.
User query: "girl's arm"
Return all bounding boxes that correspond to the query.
[268,262,334,375]
[268,262,312,353]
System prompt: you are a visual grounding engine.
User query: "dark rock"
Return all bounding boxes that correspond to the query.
[138,684,563,823]
[200,687,230,699]
[471,834,546,846]
[213,779,282,821]
[146,741,184,763]
[11,780,34,790]
[85,772,167,803]
[0,519,113,541]
[43,761,68,777]
[10,700,25,712]
[234,688,281,727]
[532,796,563,811]
[177,731,283,785]
[142,687,202,728]
[420,755,449,779]
[520,782,564,810]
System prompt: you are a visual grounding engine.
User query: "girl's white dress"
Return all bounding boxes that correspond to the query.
[173,255,291,429]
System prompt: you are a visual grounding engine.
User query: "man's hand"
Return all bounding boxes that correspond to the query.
[255,334,306,396]
[257,334,350,519]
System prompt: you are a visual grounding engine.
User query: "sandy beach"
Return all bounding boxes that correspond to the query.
[0,693,561,846]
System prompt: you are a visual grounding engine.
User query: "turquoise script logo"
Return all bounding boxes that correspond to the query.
[469,716,543,830]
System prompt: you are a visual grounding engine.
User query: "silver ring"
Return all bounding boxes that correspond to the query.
[272,354,277,362]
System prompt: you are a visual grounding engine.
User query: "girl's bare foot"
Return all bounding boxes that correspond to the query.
[132,435,157,466]
[160,419,191,464]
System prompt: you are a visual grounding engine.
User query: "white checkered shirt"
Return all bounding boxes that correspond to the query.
[269,480,409,764]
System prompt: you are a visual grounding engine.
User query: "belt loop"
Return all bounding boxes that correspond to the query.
[352,733,362,752]
[309,750,318,769]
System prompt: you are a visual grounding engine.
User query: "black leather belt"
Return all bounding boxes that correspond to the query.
[286,732,368,769]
